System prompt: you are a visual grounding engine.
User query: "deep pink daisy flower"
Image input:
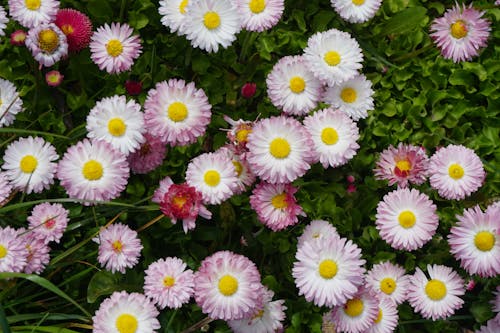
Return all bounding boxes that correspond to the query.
[0,226,28,273]
[374,143,429,188]
[54,8,92,52]
[448,205,500,277]
[94,223,143,274]
[376,188,438,251]
[331,287,379,333]
[407,264,465,320]
[430,3,491,63]
[194,250,264,320]
[128,134,167,174]
[144,257,194,309]
[90,22,142,74]
[27,202,69,244]
[292,236,366,307]
[249,181,305,231]
[17,228,50,275]
[365,261,410,305]
[246,116,314,184]
[429,144,485,200]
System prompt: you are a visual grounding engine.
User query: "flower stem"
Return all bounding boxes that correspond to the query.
[181,316,214,333]
[137,214,164,232]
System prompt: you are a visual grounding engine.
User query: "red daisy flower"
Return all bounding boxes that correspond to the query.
[55,8,92,52]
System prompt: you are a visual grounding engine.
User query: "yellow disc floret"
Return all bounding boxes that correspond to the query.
[168,102,188,122]
[344,298,364,317]
[232,161,243,177]
[271,193,287,209]
[324,51,341,66]
[318,259,338,279]
[321,127,339,145]
[163,276,175,287]
[448,163,464,180]
[374,309,383,323]
[269,138,291,159]
[61,24,74,35]
[82,160,104,181]
[179,0,189,14]
[340,87,357,103]
[106,39,124,57]
[474,231,495,252]
[425,279,447,301]
[112,240,123,253]
[204,11,221,30]
[398,210,416,229]
[0,245,7,259]
[380,277,397,295]
[115,313,138,333]
[20,155,38,173]
[218,274,238,296]
[25,0,41,11]
[108,118,127,137]
[396,159,411,172]
[450,20,468,39]
[352,0,365,5]
[249,0,266,13]
[289,76,306,93]
[38,29,59,53]
[204,170,221,187]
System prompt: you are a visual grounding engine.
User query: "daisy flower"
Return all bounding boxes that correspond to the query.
[331,0,382,24]
[323,74,374,121]
[144,257,195,309]
[448,205,500,277]
[374,143,429,188]
[235,0,285,32]
[247,116,314,184]
[45,70,64,87]
[376,188,438,251]
[0,172,13,205]
[27,203,69,244]
[249,182,305,231]
[54,8,92,52]
[266,55,323,116]
[227,287,287,333]
[194,250,264,320]
[429,144,485,200]
[2,136,58,194]
[0,78,24,128]
[476,318,500,333]
[90,22,142,74]
[0,226,28,273]
[158,0,190,34]
[241,82,257,99]
[8,0,59,28]
[365,297,399,333]
[223,115,254,151]
[94,223,143,274]
[57,139,130,204]
[144,79,212,146]
[86,95,145,155]
[10,30,27,45]
[292,236,366,307]
[183,0,241,53]
[186,152,239,205]
[156,177,212,233]
[303,108,360,168]
[25,23,68,67]
[331,287,379,333]
[297,219,339,248]
[92,291,160,333]
[127,134,167,174]
[365,261,410,305]
[430,3,491,63]
[303,28,363,86]
[17,228,50,274]
[407,264,465,320]
[217,146,256,194]
[0,6,8,37]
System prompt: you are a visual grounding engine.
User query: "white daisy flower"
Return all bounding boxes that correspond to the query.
[2,136,58,194]
[25,23,68,67]
[331,287,379,333]
[297,219,339,248]
[235,0,285,32]
[365,261,410,305]
[86,95,145,156]
[304,28,363,86]
[323,74,374,121]
[0,5,8,37]
[303,108,360,168]
[266,55,323,116]
[8,0,59,28]
[366,297,399,333]
[186,152,239,205]
[183,0,241,53]
[159,0,190,34]
[331,0,382,24]
[0,78,24,128]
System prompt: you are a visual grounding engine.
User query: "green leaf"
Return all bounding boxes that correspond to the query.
[380,7,427,35]
[449,69,475,86]
[470,302,493,323]
[86,0,113,19]
[10,326,81,333]
[87,271,121,303]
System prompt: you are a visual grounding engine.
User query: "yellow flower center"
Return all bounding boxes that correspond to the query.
[450,20,468,39]
[168,102,188,122]
[38,29,59,53]
[312,232,320,238]
[249,0,266,13]
[425,279,447,301]
[252,309,265,319]
[108,118,127,137]
[324,51,341,66]
[204,11,220,30]
[269,138,291,159]
[0,99,2,107]
[321,127,339,145]
[340,87,357,103]
[25,0,41,10]
[106,39,123,57]
[352,0,365,5]
[380,277,397,294]
[289,76,306,93]
[396,159,411,172]
[163,276,175,287]
[448,163,464,180]
[271,193,287,209]
[398,210,416,229]
[236,129,251,143]
[0,245,7,259]
[82,160,103,181]
[318,259,338,279]
[204,170,220,187]
[344,298,364,317]
[115,313,138,333]
[61,24,74,35]
[172,195,187,208]
[474,231,495,252]
[112,240,123,253]
[232,161,243,177]
[374,309,383,323]
[20,155,38,173]
[218,274,238,296]
[179,0,189,14]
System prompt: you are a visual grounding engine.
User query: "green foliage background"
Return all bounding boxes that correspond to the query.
[0,0,499,332]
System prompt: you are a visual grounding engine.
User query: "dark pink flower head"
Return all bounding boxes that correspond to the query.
[45,70,64,87]
[125,79,142,96]
[55,8,92,52]
[10,30,27,46]
[241,82,256,99]
[160,183,202,220]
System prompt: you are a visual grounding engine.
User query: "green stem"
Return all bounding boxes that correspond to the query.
[0,303,11,333]
[119,0,128,23]
[392,44,434,62]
